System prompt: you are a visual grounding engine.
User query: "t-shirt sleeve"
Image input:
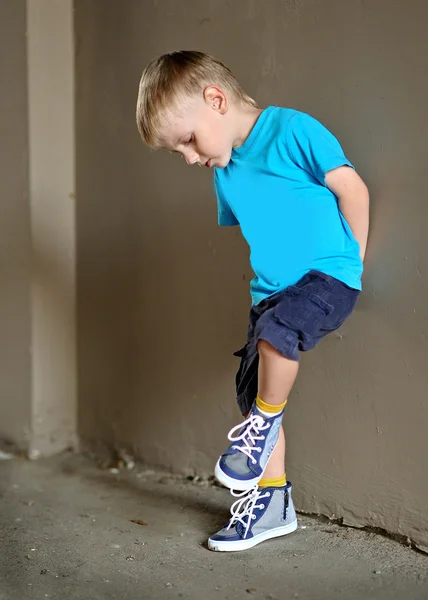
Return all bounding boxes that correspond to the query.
[285,113,354,185]
[214,172,239,226]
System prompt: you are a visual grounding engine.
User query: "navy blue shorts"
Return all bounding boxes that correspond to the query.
[234,270,360,415]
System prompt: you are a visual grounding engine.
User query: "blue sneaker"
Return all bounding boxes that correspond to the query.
[208,482,297,552]
[214,403,283,491]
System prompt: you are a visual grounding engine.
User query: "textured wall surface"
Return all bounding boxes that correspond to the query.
[27,0,77,455]
[0,1,77,455]
[0,0,32,447]
[76,0,428,550]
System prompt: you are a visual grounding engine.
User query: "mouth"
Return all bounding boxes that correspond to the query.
[204,159,212,167]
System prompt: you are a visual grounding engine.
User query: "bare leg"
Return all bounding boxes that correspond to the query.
[257,340,299,479]
[263,425,286,479]
[257,340,299,405]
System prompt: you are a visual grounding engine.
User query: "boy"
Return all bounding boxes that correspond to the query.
[136,51,369,552]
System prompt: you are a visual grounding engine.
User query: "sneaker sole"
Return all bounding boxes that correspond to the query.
[214,439,279,491]
[208,520,298,552]
[214,459,262,490]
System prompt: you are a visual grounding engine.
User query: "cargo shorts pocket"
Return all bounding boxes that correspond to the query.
[273,285,334,338]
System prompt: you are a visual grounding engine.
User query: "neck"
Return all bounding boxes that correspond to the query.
[232,104,264,149]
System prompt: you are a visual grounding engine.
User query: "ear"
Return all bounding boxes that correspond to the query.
[203,86,228,115]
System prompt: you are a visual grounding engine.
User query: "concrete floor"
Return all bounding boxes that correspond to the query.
[0,454,427,600]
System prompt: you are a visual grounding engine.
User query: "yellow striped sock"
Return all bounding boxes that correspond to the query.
[256,395,287,414]
[258,474,287,488]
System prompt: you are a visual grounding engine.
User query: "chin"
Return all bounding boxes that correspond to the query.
[215,155,232,169]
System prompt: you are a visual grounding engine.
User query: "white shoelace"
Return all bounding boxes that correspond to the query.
[228,414,271,463]
[227,486,271,538]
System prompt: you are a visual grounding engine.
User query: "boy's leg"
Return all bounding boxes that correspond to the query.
[251,340,297,480]
[261,424,286,479]
[257,340,299,406]
[256,340,297,479]
[209,345,298,552]
[214,338,298,490]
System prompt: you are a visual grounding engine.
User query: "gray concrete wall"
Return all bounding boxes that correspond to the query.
[0,1,77,455]
[0,0,32,447]
[75,0,428,550]
[27,0,77,456]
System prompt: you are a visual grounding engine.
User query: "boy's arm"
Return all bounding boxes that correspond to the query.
[325,166,370,261]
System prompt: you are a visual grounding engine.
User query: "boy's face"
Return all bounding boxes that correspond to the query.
[158,89,234,169]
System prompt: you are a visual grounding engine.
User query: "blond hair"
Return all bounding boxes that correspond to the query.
[136,50,258,147]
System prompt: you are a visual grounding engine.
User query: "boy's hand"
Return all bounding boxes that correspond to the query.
[325,166,370,261]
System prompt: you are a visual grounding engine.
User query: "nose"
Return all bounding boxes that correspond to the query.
[182,149,200,165]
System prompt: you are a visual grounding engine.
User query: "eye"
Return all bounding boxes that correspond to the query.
[184,135,194,145]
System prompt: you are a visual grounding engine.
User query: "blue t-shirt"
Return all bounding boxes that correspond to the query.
[214,106,363,306]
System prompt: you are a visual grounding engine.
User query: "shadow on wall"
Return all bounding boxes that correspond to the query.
[76,35,251,469]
